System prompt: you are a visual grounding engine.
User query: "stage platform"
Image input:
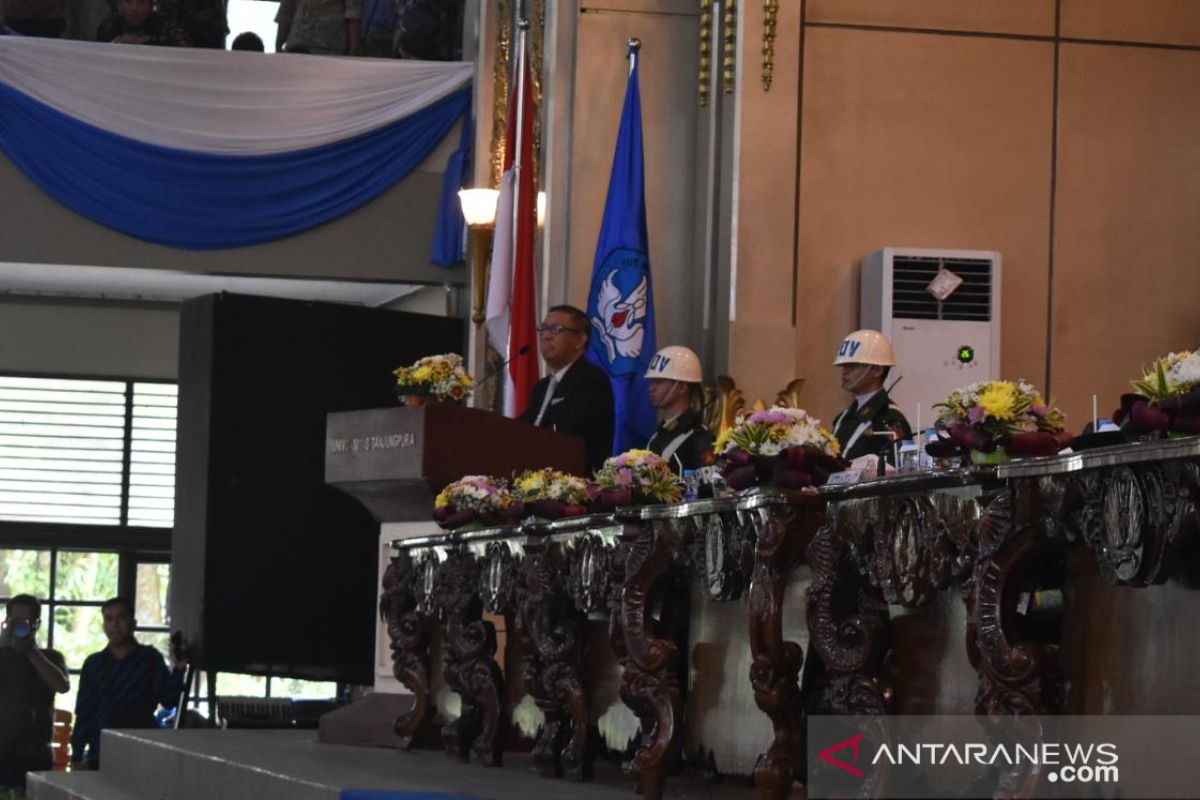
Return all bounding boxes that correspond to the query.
[26,728,759,800]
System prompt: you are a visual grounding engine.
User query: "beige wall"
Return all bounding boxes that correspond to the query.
[0,300,179,379]
[560,2,699,351]
[1052,43,1200,423]
[729,1,1200,429]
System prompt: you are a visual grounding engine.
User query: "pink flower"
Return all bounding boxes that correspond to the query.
[967,406,986,424]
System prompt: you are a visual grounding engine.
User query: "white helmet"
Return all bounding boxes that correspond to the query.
[646,346,703,383]
[833,329,896,366]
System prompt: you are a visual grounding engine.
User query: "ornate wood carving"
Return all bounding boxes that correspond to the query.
[869,491,979,607]
[805,504,892,718]
[682,510,754,601]
[698,0,712,107]
[480,540,520,613]
[379,551,433,749]
[612,519,685,800]
[762,0,779,91]
[437,548,506,765]
[566,532,618,613]
[965,486,1063,718]
[520,543,592,780]
[1071,461,1200,586]
[747,501,822,800]
[723,0,737,94]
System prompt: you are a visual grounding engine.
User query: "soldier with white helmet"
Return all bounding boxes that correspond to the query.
[644,346,716,473]
[831,329,912,463]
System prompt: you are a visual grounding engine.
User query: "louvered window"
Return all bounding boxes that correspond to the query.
[0,377,176,528]
[890,255,994,321]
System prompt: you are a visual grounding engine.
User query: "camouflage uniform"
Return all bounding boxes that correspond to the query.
[275,0,361,55]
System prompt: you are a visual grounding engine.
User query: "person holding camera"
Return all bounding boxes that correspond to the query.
[0,594,70,791]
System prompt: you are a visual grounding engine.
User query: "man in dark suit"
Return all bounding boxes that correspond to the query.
[520,305,615,475]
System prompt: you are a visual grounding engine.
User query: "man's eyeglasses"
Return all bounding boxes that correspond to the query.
[536,323,583,335]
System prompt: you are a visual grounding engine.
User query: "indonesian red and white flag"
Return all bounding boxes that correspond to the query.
[485,44,539,418]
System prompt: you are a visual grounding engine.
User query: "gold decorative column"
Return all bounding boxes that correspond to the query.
[762,0,778,91]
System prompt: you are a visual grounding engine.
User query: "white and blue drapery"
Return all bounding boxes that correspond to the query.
[0,38,472,254]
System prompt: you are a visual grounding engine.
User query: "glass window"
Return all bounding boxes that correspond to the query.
[273,678,337,699]
[0,377,126,525]
[218,673,268,697]
[52,604,107,670]
[0,377,178,528]
[0,548,51,598]
[135,562,171,626]
[128,384,177,529]
[54,550,119,602]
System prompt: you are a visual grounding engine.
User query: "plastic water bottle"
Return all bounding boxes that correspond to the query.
[682,469,699,501]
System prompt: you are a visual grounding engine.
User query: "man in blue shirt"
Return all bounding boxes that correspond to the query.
[71,597,184,769]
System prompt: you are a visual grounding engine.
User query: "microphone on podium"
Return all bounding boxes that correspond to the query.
[475,345,532,391]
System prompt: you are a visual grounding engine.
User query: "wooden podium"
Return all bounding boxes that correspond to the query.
[325,404,585,522]
[319,404,584,747]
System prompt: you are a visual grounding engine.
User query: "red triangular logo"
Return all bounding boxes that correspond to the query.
[819,733,865,778]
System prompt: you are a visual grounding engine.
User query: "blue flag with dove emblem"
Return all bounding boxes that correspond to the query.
[586,43,657,455]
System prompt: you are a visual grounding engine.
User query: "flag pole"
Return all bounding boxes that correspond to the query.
[509,18,529,322]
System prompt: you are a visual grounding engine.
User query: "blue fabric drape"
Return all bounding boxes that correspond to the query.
[430,111,472,267]
[0,83,470,250]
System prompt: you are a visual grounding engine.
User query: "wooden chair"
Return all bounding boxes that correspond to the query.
[52,708,73,770]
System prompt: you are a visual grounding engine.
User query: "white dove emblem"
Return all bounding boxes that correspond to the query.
[591,271,647,363]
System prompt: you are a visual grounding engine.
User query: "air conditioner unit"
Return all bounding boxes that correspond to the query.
[861,247,1001,431]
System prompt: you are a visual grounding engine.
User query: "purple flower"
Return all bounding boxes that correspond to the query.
[1031,404,1049,417]
[967,406,986,424]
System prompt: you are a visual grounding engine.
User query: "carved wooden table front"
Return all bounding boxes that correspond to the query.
[379,436,1200,800]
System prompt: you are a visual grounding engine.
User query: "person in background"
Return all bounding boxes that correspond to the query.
[1,0,63,37]
[230,30,263,50]
[644,345,715,474]
[275,0,360,55]
[830,329,912,464]
[95,0,190,45]
[520,304,615,476]
[0,594,69,792]
[157,0,227,48]
[71,597,185,770]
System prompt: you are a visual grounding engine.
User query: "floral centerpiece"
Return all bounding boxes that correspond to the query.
[931,380,1070,463]
[590,449,683,509]
[715,406,845,490]
[510,468,590,520]
[1117,350,1200,436]
[393,353,474,406]
[433,475,513,530]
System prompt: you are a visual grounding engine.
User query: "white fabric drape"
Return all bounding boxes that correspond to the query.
[0,38,472,154]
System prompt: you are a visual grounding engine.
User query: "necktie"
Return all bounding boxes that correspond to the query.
[534,376,558,426]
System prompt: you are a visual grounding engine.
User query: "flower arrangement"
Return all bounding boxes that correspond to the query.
[591,449,682,508]
[510,468,590,519]
[715,407,845,490]
[931,380,1070,461]
[393,353,474,405]
[1117,349,1200,435]
[433,475,513,530]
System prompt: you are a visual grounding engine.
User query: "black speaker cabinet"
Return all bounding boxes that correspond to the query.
[171,293,463,684]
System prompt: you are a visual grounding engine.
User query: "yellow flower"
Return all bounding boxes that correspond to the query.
[434,486,451,508]
[978,382,1019,420]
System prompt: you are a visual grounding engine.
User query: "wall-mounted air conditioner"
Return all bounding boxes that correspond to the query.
[861,247,1001,429]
